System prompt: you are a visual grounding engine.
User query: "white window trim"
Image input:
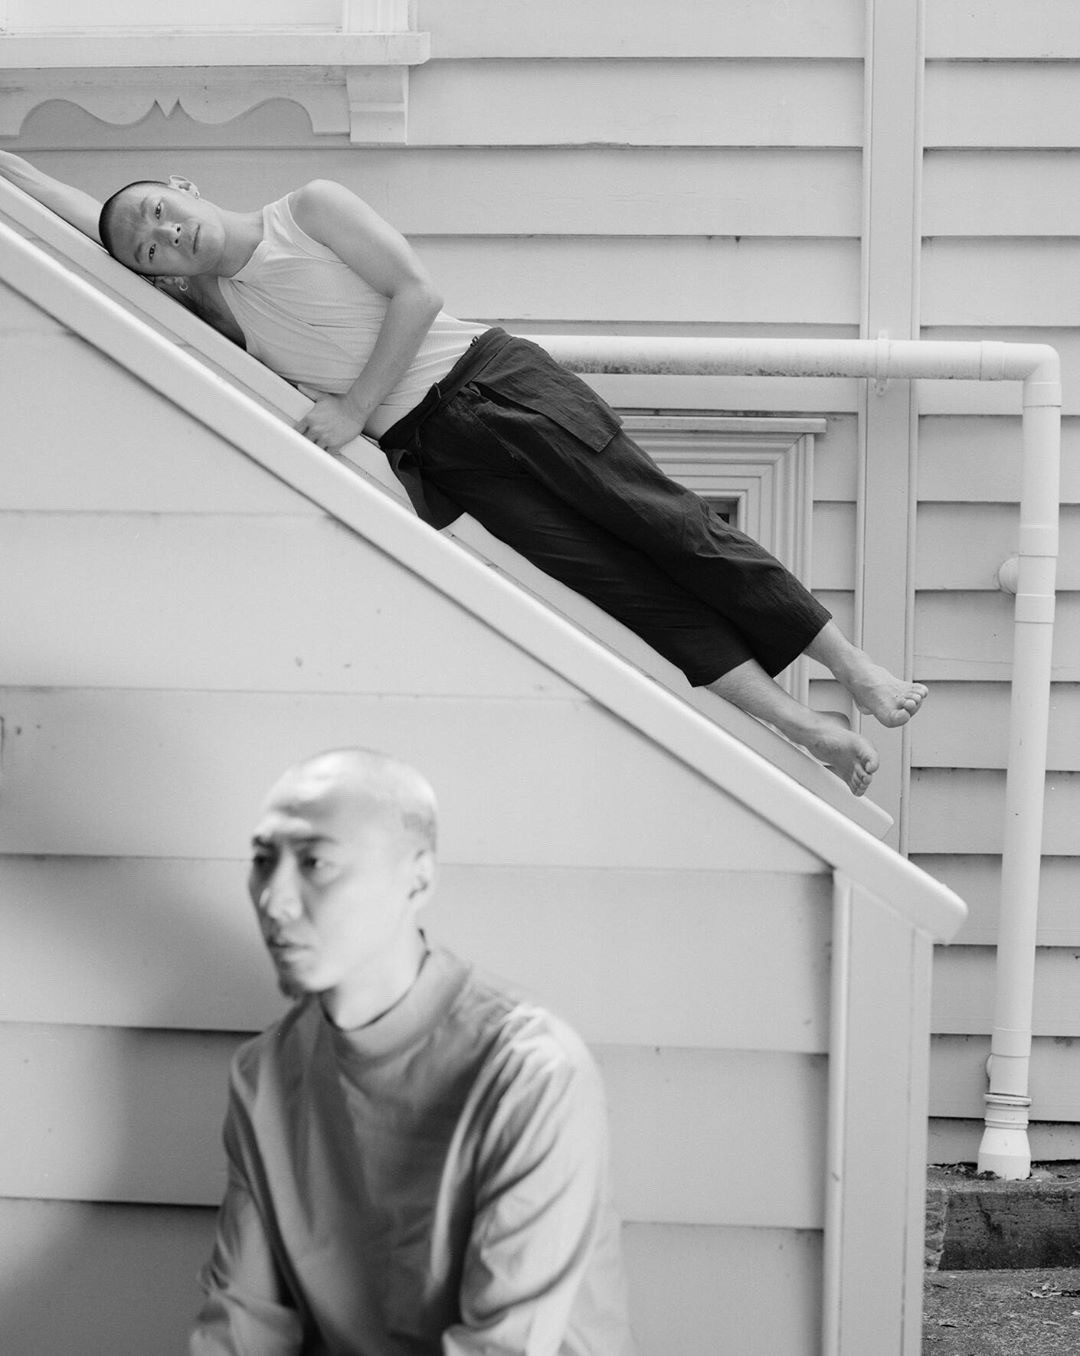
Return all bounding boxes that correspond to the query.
[0,3,428,144]
[623,415,825,704]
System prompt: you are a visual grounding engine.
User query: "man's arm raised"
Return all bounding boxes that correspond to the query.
[0,151,103,241]
[289,178,443,451]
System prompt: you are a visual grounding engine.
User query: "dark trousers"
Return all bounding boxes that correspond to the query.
[380,330,831,687]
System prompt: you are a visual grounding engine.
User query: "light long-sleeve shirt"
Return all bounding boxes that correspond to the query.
[191,947,636,1355]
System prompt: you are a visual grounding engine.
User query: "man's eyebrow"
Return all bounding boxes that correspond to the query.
[250,833,338,850]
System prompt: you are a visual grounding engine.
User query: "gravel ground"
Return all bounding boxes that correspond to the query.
[924,1268,1080,1355]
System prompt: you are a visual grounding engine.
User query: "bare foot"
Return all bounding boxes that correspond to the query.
[838,654,928,729]
[797,715,880,797]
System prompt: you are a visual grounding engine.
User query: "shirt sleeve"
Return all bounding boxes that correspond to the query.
[442,1021,617,1355]
[189,1090,306,1356]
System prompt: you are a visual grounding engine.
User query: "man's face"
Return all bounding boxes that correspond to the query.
[248,767,431,1004]
[109,184,226,278]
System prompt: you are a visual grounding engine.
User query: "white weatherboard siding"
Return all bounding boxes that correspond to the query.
[6,0,1072,1341]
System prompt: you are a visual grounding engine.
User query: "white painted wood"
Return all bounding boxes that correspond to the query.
[0,857,832,1052]
[918,416,1080,505]
[5,0,341,29]
[0,1201,823,1356]
[855,0,924,852]
[418,237,861,327]
[0,513,579,698]
[153,146,860,238]
[408,59,864,148]
[824,879,932,1356]
[0,1025,825,1226]
[910,682,1080,771]
[933,947,1080,1037]
[0,338,318,513]
[922,240,1080,327]
[623,1223,821,1356]
[811,503,857,591]
[925,61,1080,147]
[931,1035,1080,1121]
[925,3,1080,59]
[0,688,820,872]
[924,151,1080,237]
[913,855,1080,946]
[418,0,862,59]
[908,771,1079,856]
[0,1198,210,1356]
[915,593,1080,681]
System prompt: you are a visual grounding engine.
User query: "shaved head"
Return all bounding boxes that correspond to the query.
[268,749,438,855]
[98,180,166,263]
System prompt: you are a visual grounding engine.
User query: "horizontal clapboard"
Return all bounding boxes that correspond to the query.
[0,1024,826,1227]
[924,150,1080,236]
[925,60,1080,146]
[1,513,577,698]
[930,1034,1080,1121]
[0,688,820,872]
[932,947,1080,1037]
[925,3,1080,60]
[809,503,857,591]
[909,683,1080,771]
[912,854,1080,946]
[422,0,860,59]
[417,237,861,326]
[908,770,1079,855]
[0,1200,820,1356]
[914,592,1080,680]
[922,240,1080,329]
[155,146,862,239]
[0,858,832,1052]
[918,415,1080,504]
[409,60,863,148]
[916,504,1080,592]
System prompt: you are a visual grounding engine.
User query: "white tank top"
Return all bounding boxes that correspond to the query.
[217,194,485,436]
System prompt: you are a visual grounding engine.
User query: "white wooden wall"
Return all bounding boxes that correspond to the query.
[0,267,846,1353]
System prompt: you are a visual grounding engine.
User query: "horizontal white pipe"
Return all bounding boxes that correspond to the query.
[537,334,1060,388]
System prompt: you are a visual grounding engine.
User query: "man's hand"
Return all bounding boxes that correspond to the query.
[296,393,366,454]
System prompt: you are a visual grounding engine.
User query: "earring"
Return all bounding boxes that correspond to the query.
[176,278,189,293]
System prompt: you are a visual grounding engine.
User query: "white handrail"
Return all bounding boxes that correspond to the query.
[534,333,1061,1181]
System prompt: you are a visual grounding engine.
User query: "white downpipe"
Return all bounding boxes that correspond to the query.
[539,333,1061,1181]
[977,367,1061,1178]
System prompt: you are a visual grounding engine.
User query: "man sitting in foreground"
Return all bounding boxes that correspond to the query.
[0,153,928,796]
[190,748,636,1355]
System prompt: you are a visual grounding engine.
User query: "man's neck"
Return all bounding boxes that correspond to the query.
[321,931,428,1032]
[216,207,266,277]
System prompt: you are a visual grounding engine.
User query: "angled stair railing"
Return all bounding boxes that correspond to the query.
[0,175,889,834]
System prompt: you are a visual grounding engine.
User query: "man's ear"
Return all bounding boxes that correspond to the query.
[168,174,200,198]
[407,848,437,911]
